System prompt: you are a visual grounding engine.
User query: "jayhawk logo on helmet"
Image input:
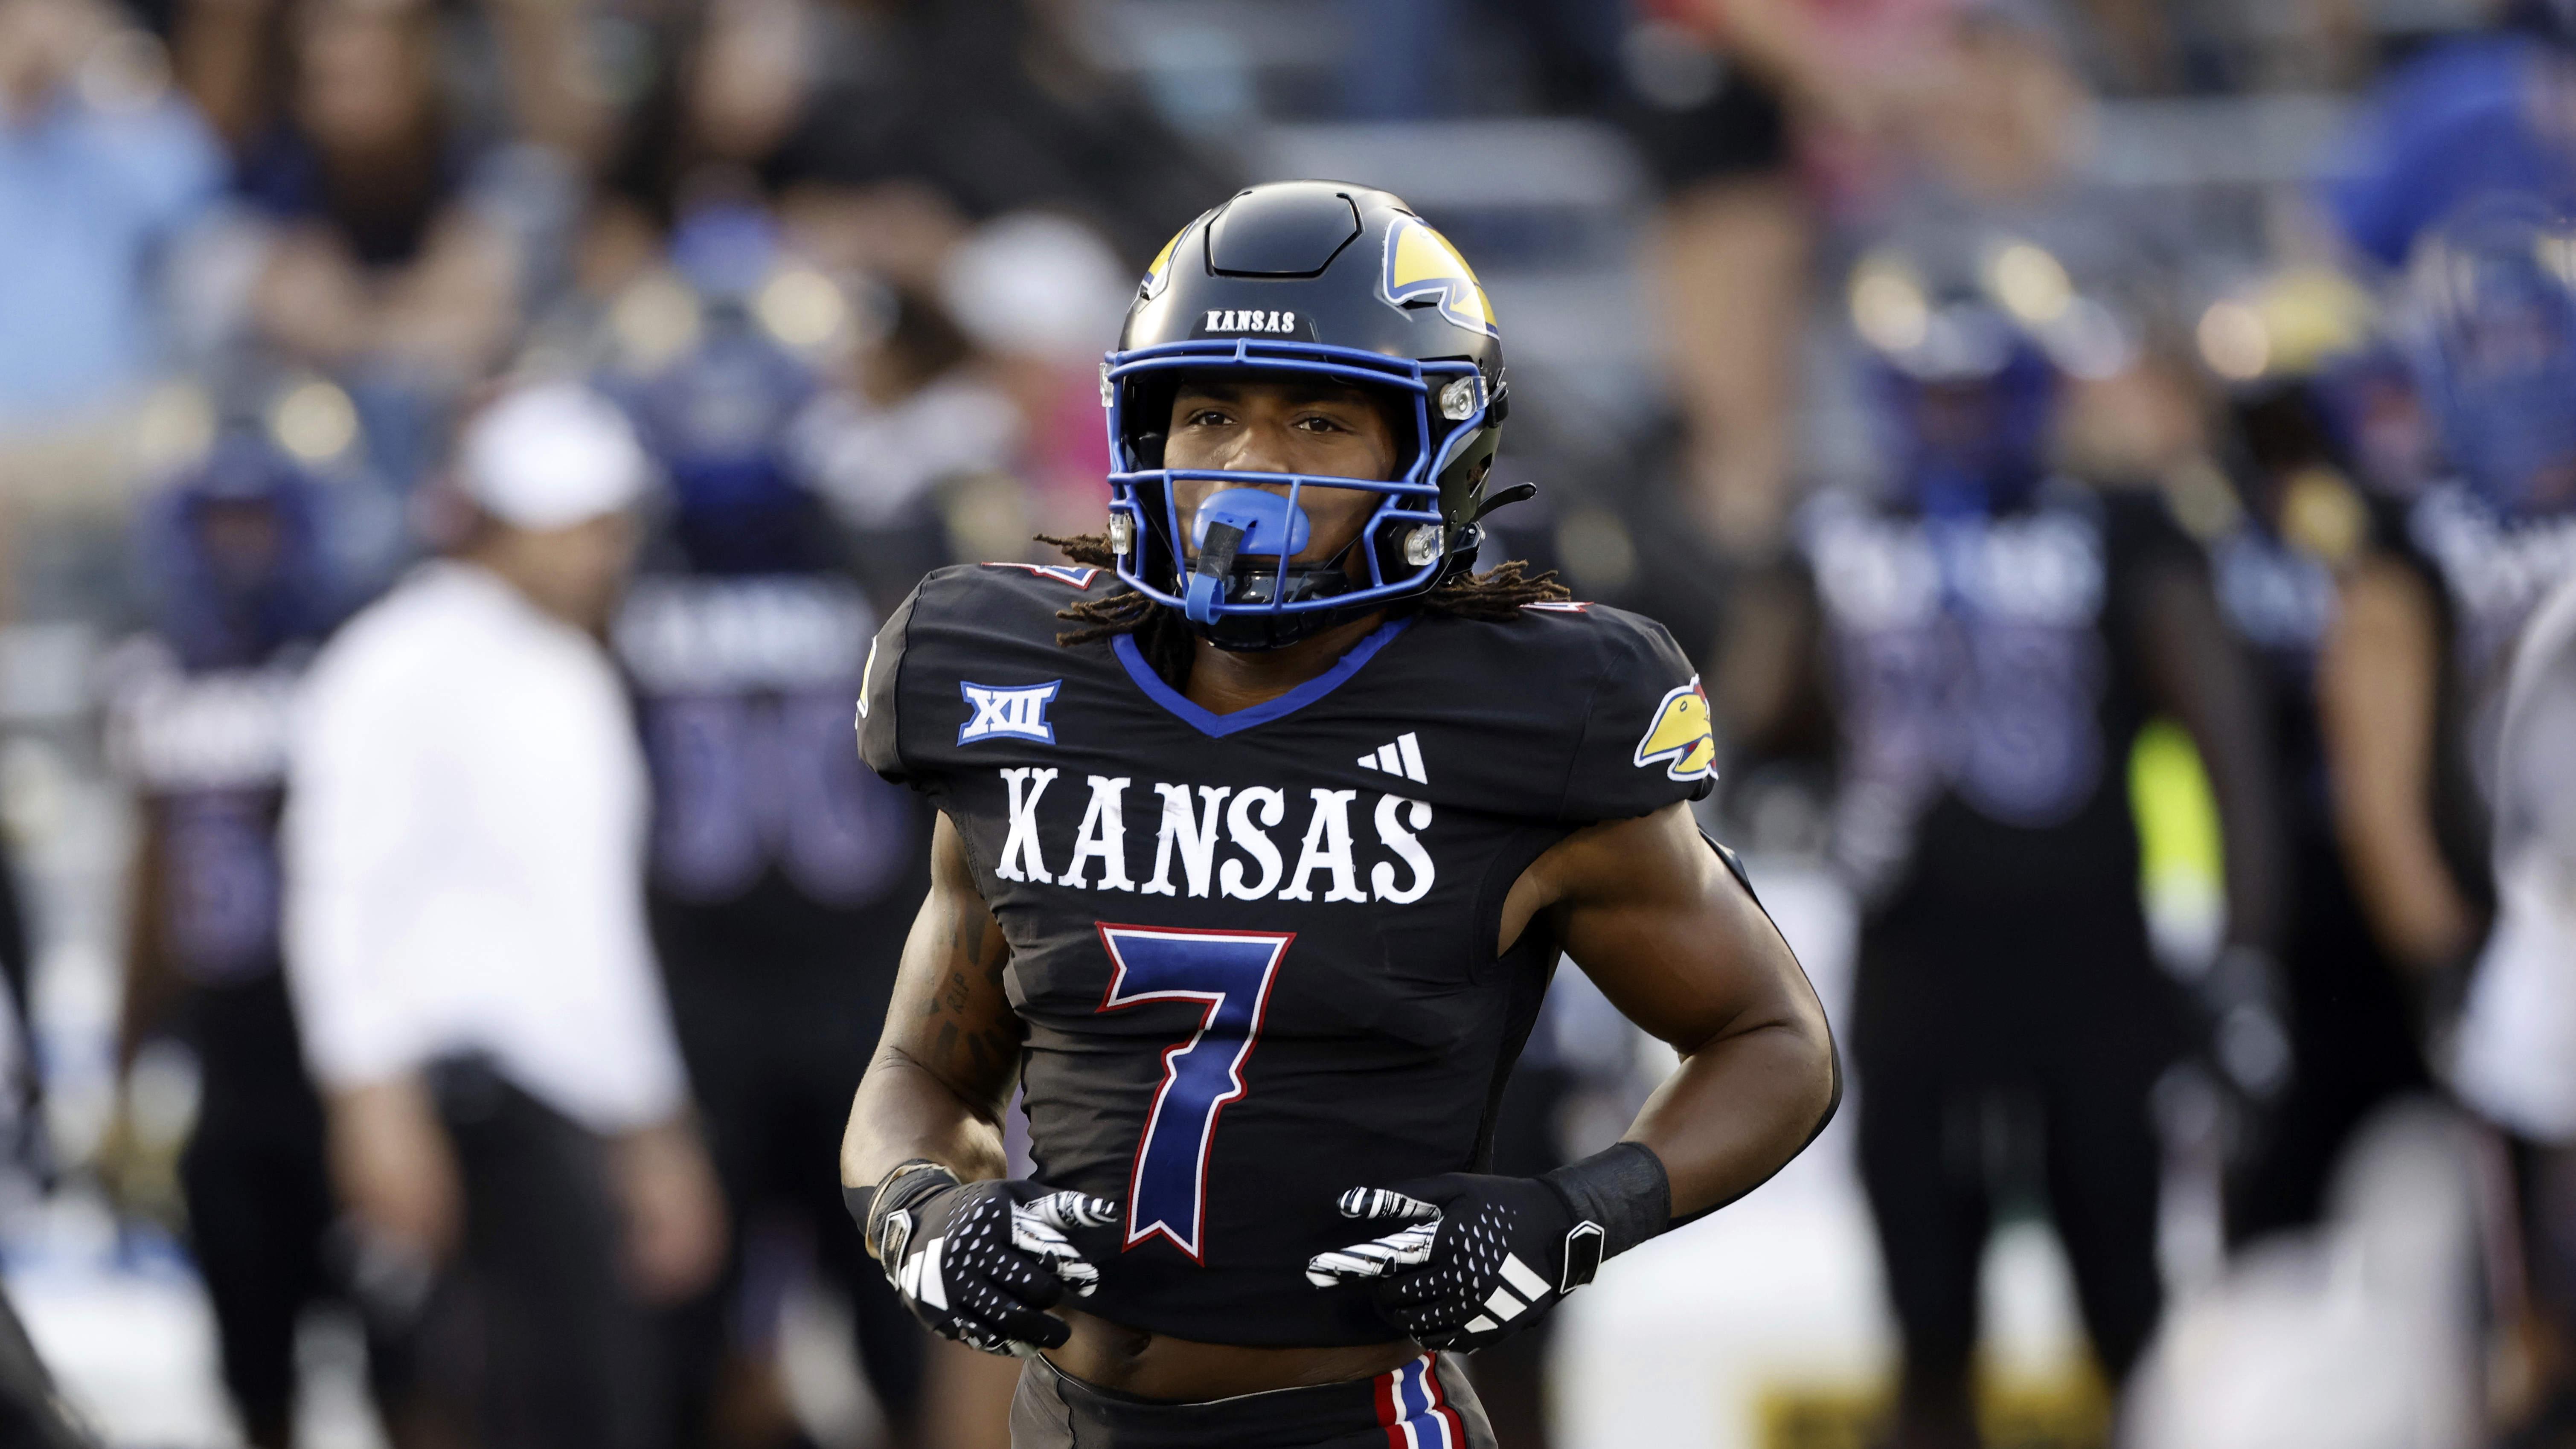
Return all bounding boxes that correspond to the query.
[1382,215,1498,338]
[1140,223,1190,302]
[1633,677,1718,782]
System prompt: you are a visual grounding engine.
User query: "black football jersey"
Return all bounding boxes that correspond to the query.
[98,635,320,1134]
[615,570,927,1002]
[1799,483,2186,939]
[858,563,1714,1345]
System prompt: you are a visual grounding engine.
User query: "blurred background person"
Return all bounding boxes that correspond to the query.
[172,0,554,491]
[2320,0,2576,275]
[2184,269,2463,1251]
[2459,563,2576,1449]
[282,381,724,1449]
[0,0,221,620]
[0,0,218,430]
[1623,0,2101,567]
[2397,198,2576,1449]
[101,430,355,1449]
[1720,231,2284,1447]
[602,203,935,1449]
[1616,0,1818,560]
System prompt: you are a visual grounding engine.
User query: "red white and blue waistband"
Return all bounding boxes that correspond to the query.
[1375,1353,1468,1449]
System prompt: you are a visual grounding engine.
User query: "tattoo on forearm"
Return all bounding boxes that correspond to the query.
[908,891,1025,1101]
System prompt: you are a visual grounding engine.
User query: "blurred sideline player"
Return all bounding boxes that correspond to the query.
[2185,272,2468,1246]
[104,435,354,1448]
[284,383,725,1449]
[2397,200,2576,1449]
[842,182,1839,1446]
[608,208,935,1448]
[1722,235,2285,1447]
[2464,573,2576,1449]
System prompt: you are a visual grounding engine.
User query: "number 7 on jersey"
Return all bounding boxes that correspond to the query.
[1093,924,1294,1261]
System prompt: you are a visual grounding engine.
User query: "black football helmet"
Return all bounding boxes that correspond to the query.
[1101,181,1515,650]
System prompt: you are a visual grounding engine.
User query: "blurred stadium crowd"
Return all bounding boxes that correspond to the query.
[2,0,2576,1445]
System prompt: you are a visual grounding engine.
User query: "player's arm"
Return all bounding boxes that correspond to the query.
[2131,555,2288,958]
[839,811,1114,1357]
[115,807,178,1079]
[1308,801,1835,1350]
[1520,801,1838,1217]
[2317,555,2479,970]
[841,810,1024,1205]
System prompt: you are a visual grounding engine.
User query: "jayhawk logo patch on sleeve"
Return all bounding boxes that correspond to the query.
[1382,215,1498,338]
[1633,676,1718,782]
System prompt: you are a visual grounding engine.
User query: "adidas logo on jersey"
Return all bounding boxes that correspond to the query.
[1354,731,1428,785]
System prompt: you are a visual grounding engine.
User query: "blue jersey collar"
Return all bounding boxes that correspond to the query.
[1112,616,1411,738]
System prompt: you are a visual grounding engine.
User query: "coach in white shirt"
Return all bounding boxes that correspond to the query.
[285,382,722,1447]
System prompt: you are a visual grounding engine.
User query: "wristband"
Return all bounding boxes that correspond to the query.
[853,1159,961,1259]
[1538,1141,1671,1286]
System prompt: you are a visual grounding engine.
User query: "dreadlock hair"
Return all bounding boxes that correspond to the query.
[1038,532,1572,688]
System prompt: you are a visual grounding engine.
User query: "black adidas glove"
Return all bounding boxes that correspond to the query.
[1304,1143,1672,1352]
[864,1164,1117,1357]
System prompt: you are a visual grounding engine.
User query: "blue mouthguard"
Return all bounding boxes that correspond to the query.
[1184,489,1314,624]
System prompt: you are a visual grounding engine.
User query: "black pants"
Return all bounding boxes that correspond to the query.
[1852,923,2178,1438]
[178,976,343,1449]
[369,1058,656,1449]
[1858,1049,2165,1432]
[658,953,925,1445]
[182,1113,336,1448]
[2224,904,2428,1246]
[1009,1353,1497,1449]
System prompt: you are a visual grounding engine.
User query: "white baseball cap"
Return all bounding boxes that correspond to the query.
[457,381,653,530]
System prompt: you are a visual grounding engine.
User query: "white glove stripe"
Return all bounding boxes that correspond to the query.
[1483,1286,1526,1321]
[919,1236,948,1311]
[1338,1187,1439,1222]
[1305,1219,1440,1286]
[1022,1190,1119,1231]
[1010,1210,1102,1295]
[1011,1216,1076,1258]
[1463,1314,1501,1335]
[1498,1253,1551,1303]
[1304,1247,1393,1285]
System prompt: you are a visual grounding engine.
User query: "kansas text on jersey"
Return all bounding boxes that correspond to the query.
[858,564,1713,1344]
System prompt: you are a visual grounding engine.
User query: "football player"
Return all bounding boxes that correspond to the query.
[1722,235,2286,1445]
[607,208,937,1447]
[2401,199,2576,1449]
[2185,271,2457,1249]
[839,182,1839,1446]
[105,434,349,1449]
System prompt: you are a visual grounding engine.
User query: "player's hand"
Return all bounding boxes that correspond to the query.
[874,1178,1118,1357]
[326,1076,463,1263]
[610,1115,728,1304]
[1305,1173,1603,1352]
